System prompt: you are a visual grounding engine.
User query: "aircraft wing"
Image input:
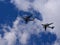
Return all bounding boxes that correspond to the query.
[49,23,53,25]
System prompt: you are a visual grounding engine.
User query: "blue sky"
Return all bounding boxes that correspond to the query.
[0,1,18,26]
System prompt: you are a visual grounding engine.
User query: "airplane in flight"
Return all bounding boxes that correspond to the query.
[42,23,54,31]
[22,15,34,23]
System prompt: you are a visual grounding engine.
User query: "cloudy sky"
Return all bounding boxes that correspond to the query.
[10,0,60,35]
[0,0,60,45]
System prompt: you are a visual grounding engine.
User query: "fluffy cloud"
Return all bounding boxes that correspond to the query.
[10,0,48,11]
[0,16,43,45]
[10,0,31,11]
[42,0,60,38]
[0,37,7,45]
[0,0,60,45]
[11,0,60,45]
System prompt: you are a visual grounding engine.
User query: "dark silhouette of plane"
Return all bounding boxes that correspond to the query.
[42,23,54,31]
[22,15,34,23]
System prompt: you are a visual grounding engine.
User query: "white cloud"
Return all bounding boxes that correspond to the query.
[11,0,48,11]
[0,16,43,45]
[20,32,29,44]
[0,37,8,45]
[11,0,31,11]
[11,0,60,44]
[4,32,16,45]
[41,0,60,38]
[12,17,43,45]
[0,0,60,45]
[40,0,60,44]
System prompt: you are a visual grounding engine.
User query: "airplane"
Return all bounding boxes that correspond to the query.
[22,15,34,23]
[42,23,54,31]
